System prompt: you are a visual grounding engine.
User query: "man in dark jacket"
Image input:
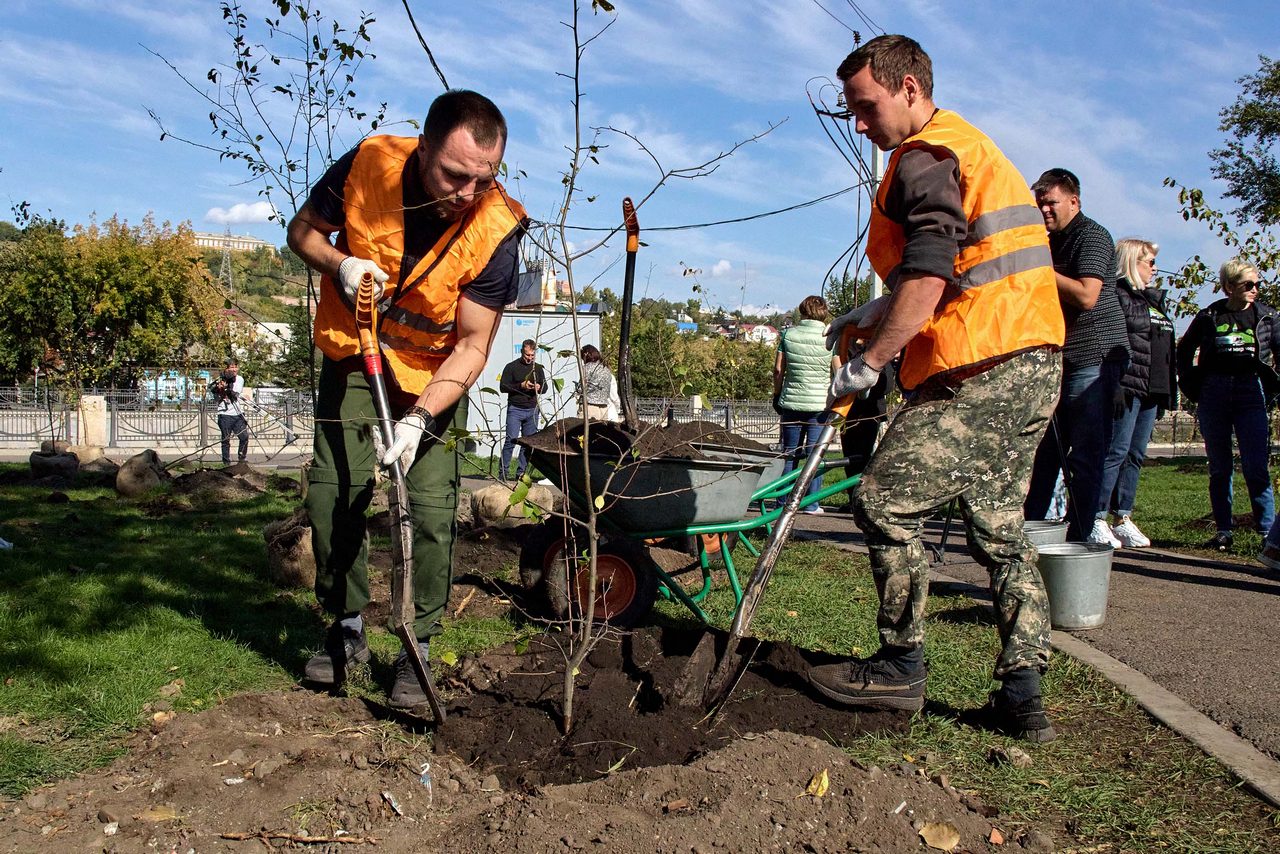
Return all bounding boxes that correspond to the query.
[499,339,546,481]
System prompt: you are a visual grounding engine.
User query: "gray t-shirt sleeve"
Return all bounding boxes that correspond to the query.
[885,145,967,282]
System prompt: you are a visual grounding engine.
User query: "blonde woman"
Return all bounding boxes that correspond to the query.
[773,295,835,513]
[1177,259,1280,551]
[1092,239,1175,548]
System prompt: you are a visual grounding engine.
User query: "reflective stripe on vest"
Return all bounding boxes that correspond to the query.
[866,109,1064,390]
[312,135,527,394]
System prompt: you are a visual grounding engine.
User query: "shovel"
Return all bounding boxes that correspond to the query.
[355,274,446,726]
[685,325,866,712]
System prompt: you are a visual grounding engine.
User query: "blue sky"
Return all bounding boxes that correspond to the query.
[2,0,1277,316]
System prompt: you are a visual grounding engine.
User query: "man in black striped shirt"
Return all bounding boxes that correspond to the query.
[1024,168,1131,543]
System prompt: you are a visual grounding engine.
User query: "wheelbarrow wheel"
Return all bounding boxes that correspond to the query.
[544,538,659,628]
[518,520,573,591]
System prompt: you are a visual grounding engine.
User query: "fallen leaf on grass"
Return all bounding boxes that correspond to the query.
[439,651,459,667]
[158,678,184,698]
[137,805,177,822]
[803,769,829,798]
[919,821,960,851]
[151,711,175,726]
[785,610,798,617]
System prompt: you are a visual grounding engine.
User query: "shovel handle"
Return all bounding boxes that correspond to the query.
[623,197,638,252]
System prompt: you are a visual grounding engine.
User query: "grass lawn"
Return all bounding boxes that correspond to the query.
[0,461,1277,850]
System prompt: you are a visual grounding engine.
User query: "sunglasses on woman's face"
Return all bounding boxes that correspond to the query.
[1238,279,1260,291]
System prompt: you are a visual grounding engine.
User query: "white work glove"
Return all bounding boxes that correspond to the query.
[825,295,890,351]
[381,409,437,469]
[830,353,882,399]
[338,256,390,303]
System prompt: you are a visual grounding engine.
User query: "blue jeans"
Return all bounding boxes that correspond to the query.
[218,413,250,464]
[501,405,539,478]
[1198,374,1274,534]
[779,408,830,499]
[1024,357,1125,540]
[1097,396,1158,519]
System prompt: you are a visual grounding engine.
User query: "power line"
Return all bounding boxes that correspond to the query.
[810,0,857,34]
[531,184,867,233]
[843,0,884,36]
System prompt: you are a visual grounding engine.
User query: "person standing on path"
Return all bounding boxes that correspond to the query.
[1178,258,1280,552]
[499,339,546,481]
[576,344,620,422]
[1023,168,1131,544]
[773,295,835,514]
[287,89,527,709]
[810,35,1065,742]
[214,360,250,466]
[1094,238,1176,549]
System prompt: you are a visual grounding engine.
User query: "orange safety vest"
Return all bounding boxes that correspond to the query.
[867,109,1064,390]
[313,135,528,395]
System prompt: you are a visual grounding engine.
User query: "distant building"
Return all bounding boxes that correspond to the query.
[740,323,779,346]
[193,231,277,253]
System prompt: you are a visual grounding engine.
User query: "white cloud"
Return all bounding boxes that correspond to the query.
[710,259,733,277]
[205,201,279,225]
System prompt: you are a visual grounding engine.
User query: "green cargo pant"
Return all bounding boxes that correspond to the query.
[851,348,1062,678]
[306,357,464,640]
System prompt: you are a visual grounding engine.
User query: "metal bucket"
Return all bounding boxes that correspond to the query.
[1036,542,1113,630]
[1024,520,1068,547]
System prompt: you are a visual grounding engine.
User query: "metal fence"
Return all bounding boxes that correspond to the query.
[0,385,1213,455]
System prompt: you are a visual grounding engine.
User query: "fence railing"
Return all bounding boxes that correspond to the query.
[0,386,1212,456]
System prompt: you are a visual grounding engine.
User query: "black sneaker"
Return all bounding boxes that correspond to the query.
[808,651,926,711]
[388,643,432,709]
[987,690,1057,743]
[1204,531,1233,551]
[302,623,370,686]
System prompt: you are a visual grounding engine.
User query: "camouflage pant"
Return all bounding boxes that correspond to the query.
[851,348,1063,677]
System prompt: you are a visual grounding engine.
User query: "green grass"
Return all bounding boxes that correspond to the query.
[0,466,528,796]
[1133,457,1271,558]
[655,538,1280,850]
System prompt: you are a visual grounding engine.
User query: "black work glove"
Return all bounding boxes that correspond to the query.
[1112,387,1128,420]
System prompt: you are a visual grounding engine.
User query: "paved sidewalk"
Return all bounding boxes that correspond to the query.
[785,507,1280,806]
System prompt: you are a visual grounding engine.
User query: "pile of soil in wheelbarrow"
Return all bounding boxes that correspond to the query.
[0,624,1050,853]
[521,418,770,461]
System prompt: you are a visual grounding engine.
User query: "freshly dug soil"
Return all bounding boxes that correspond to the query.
[0,625,1038,854]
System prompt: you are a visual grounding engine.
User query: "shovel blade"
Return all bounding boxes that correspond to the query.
[673,630,759,712]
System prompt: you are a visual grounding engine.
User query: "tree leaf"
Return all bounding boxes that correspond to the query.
[803,768,829,797]
[439,650,458,666]
[919,821,960,851]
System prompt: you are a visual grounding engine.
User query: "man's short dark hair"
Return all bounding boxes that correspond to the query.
[521,339,537,350]
[836,34,933,99]
[1032,168,1081,198]
[423,89,508,151]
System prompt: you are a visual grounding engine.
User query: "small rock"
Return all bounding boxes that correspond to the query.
[440,778,461,794]
[227,749,247,765]
[354,755,370,770]
[103,821,119,836]
[930,772,951,790]
[253,756,286,779]
[987,746,1033,769]
[481,774,501,792]
[24,792,48,810]
[1020,829,1055,852]
[98,808,118,823]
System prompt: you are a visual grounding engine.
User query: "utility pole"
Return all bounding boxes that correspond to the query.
[218,225,235,296]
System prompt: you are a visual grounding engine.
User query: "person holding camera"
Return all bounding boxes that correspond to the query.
[215,360,250,466]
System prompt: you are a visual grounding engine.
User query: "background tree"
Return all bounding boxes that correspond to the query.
[1211,55,1280,228]
[0,214,219,388]
[823,271,874,316]
[275,303,321,388]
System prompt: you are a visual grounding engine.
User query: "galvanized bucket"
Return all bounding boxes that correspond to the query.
[1024,520,1068,548]
[1036,542,1113,630]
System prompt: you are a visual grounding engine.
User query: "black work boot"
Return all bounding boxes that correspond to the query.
[388,642,432,709]
[302,622,370,687]
[808,646,927,711]
[988,669,1057,743]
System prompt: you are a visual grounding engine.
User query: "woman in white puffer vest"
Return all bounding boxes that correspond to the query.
[773,295,836,514]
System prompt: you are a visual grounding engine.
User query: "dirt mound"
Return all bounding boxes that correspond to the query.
[172,468,263,503]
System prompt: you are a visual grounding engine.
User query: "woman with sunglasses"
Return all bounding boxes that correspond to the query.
[1091,238,1175,548]
[1177,258,1280,551]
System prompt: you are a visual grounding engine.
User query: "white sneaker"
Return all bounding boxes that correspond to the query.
[1087,518,1122,548]
[1111,516,1151,548]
